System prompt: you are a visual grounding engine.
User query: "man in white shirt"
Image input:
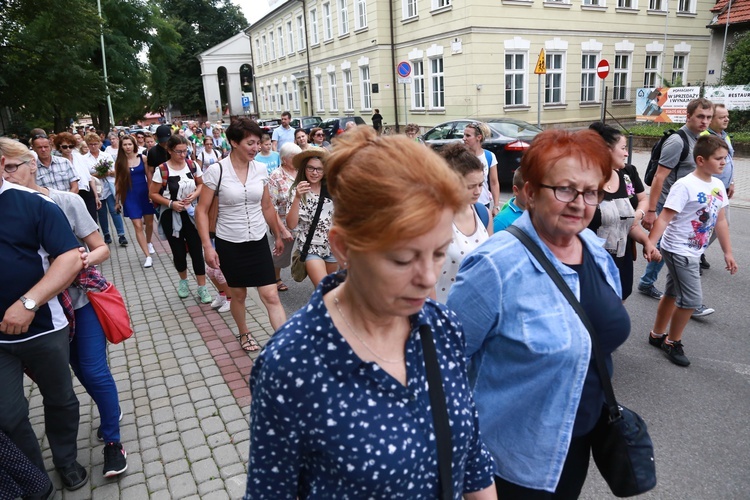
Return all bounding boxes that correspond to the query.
[271,111,294,152]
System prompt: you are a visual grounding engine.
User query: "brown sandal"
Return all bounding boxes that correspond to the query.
[236,332,260,352]
[276,279,289,292]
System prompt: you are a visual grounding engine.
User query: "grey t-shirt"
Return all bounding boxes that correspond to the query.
[658,125,699,206]
[48,189,99,309]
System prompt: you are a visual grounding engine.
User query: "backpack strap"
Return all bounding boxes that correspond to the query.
[473,202,489,228]
[672,129,690,180]
[158,162,169,190]
[484,149,492,168]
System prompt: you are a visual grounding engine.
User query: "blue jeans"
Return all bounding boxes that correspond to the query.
[97,194,125,237]
[639,203,665,289]
[69,303,121,442]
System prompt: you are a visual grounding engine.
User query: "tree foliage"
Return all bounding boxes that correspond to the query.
[722,32,750,85]
[156,0,247,115]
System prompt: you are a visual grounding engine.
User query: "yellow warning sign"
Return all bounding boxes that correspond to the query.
[534,49,546,75]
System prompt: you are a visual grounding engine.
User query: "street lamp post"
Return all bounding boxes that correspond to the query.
[719,0,734,82]
[97,0,115,130]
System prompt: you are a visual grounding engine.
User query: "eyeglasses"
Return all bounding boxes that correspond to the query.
[59,144,75,150]
[3,159,31,173]
[172,149,188,155]
[540,184,604,206]
[305,166,324,174]
[314,133,324,137]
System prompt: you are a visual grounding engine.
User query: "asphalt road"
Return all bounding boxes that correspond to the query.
[274,150,750,499]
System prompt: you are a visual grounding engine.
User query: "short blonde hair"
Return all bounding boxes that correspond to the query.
[326,126,463,252]
[0,137,34,161]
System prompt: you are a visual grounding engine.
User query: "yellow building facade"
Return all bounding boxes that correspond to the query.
[247,0,714,129]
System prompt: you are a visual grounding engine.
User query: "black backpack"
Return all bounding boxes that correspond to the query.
[643,129,689,186]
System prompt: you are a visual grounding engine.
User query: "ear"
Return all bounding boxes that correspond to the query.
[328,226,349,267]
[522,181,535,211]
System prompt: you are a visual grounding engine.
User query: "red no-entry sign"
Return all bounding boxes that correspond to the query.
[597,59,610,79]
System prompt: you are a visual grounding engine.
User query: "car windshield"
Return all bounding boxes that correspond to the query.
[488,120,542,139]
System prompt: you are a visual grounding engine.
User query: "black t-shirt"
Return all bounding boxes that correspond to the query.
[566,245,630,436]
[372,113,383,128]
[147,144,170,175]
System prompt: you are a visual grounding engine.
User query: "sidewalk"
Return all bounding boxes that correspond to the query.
[24,226,275,499]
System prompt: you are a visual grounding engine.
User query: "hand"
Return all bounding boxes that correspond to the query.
[728,184,735,199]
[204,247,220,269]
[0,301,36,335]
[79,246,91,268]
[272,235,284,256]
[643,243,661,263]
[642,211,657,231]
[115,202,122,212]
[171,200,184,212]
[724,254,738,275]
[182,192,197,204]
[281,227,294,243]
[96,198,102,210]
[295,181,311,196]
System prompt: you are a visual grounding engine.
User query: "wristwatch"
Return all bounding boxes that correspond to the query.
[20,296,39,312]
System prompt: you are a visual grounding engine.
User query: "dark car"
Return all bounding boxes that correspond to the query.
[257,118,281,136]
[319,116,367,141]
[420,118,542,186]
[290,116,322,134]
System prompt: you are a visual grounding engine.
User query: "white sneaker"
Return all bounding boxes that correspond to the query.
[143,256,153,268]
[210,295,227,309]
[218,299,231,313]
[148,243,156,254]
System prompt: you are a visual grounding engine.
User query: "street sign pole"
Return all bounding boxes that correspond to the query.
[404,84,408,129]
[534,49,546,128]
[596,59,610,123]
[396,61,412,132]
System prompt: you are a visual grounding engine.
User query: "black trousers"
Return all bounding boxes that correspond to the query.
[0,328,80,472]
[78,188,98,222]
[160,210,206,276]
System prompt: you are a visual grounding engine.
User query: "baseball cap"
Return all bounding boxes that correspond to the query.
[156,125,172,142]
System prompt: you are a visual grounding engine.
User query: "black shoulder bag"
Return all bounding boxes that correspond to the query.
[290,185,327,283]
[505,225,656,498]
[419,324,453,500]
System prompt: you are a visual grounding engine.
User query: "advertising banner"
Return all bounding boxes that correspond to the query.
[704,85,750,111]
[636,87,701,123]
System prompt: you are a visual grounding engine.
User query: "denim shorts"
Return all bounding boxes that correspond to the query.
[662,248,702,309]
[306,253,337,264]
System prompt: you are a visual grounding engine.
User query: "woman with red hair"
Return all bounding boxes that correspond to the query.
[449,129,631,498]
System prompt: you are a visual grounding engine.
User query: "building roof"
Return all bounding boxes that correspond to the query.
[710,0,750,27]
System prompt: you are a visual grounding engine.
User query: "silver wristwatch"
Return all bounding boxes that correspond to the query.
[20,296,39,312]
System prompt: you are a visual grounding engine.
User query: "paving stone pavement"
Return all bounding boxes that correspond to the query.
[23,224,275,499]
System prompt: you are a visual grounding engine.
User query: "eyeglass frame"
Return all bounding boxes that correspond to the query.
[2,158,32,173]
[305,166,324,174]
[539,184,604,206]
[59,144,76,150]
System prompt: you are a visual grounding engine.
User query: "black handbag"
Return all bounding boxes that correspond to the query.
[419,324,453,500]
[505,225,657,498]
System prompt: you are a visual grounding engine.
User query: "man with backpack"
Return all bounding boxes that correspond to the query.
[639,98,714,317]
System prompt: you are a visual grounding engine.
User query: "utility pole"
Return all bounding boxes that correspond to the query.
[97,0,115,130]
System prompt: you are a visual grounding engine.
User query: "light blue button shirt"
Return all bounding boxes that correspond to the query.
[447,211,621,492]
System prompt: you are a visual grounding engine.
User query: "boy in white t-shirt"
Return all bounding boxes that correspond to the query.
[647,135,738,367]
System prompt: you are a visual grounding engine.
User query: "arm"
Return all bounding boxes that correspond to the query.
[642,165,670,230]
[489,164,500,212]
[648,207,678,246]
[286,188,303,230]
[69,179,79,194]
[714,208,738,275]
[195,185,219,269]
[0,247,82,335]
[465,486,497,500]
[80,230,110,268]
[271,140,278,152]
[149,179,180,212]
[262,186,284,256]
[728,181,735,199]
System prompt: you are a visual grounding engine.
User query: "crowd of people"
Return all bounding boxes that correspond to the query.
[0,99,739,498]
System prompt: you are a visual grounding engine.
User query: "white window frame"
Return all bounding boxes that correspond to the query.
[328,71,339,111]
[292,80,300,112]
[411,59,425,110]
[429,56,445,109]
[296,15,306,50]
[644,53,659,87]
[432,0,452,9]
[267,85,273,112]
[262,35,268,63]
[260,87,267,113]
[617,0,636,7]
[339,0,350,34]
[269,31,276,60]
[504,52,526,106]
[315,74,325,112]
[275,84,282,111]
[404,0,418,19]
[277,26,285,57]
[613,53,631,101]
[323,3,333,40]
[360,66,372,110]
[677,0,694,13]
[649,0,665,11]
[343,69,354,111]
[544,52,565,104]
[309,8,319,45]
[583,0,603,6]
[255,39,263,64]
[287,20,295,53]
[581,53,598,103]
[355,0,367,29]
[672,53,688,85]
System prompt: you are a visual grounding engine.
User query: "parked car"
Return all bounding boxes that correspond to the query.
[257,118,281,136]
[420,118,542,186]
[319,116,367,141]
[290,116,322,134]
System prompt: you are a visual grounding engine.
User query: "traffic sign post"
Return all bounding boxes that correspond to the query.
[597,59,610,122]
[397,61,412,129]
[534,49,546,128]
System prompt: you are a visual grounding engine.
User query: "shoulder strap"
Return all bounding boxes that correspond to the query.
[419,324,453,500]
[300,184,328,259]
[186,158,197,176]
[473,202,489,227]
[158,162,169,189]
[504,225,621,419]
[484,149,492,167]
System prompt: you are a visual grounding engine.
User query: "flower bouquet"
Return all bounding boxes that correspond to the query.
[94,157,113,177]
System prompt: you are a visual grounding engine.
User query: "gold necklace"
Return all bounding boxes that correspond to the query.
[333,290,406,364]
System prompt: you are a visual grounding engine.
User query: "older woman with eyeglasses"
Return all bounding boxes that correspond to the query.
[308,127,331,150]
[448,129,631,498]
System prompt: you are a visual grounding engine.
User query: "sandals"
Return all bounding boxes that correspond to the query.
[276,279,289,292]
[236,332,261,352]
